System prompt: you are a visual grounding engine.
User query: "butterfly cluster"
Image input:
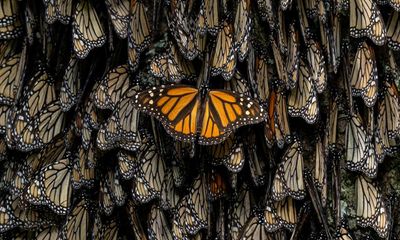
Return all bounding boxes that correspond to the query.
[0,0,399,239]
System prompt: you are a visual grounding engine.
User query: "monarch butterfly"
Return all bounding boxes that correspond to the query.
[99,169,126,215]
[274,197,297,231]
[288,59,319,124]
[9,195,51,229]
[170,141,189,187]
[0,0,23,39]
[306,39,326,93]
[105,0,129,38]
[272,139,305,201]
[208,169,227,200]
[62,198,90,240]
[286,24,300,89]
[209,134,245,173]
[133,84,266,145]
[99,179,114,216]
[149,44,196,83]
[345,114,377,178]
[148,205,173,240]
[117,150,137,180]
[263,204,282,232]
[169,0,200,61]
[387,10,400,51]
[198,0,219,35]
[129,0,151,53]
[172,197,190,240]
[127,40,140,71]
[22,70,57,118]
[375,78,399,162]
[349,0,386,46]
[324,96,339,152]
[211,21,236,80]
[37,101,66,145]
[132,135,165,203]
[254,55,270,102]
[72,0,106,59]
[185,174,208,235]
[270,38,288,89]
[0,196,18,232]
[319,16,333,73]
[36,158,72,215]
[275,92,291,148]
[44,0,73,24]
[97,88,141,151]
[314,138,327,206]
[234,0,251,62]
[95,64,130,110]
[0,40,24,106]
[5,70,56,146]
[356,175,389,238]
[60,56,80,112]
[228,183,251,239]
[223,70,252,97]
[350,41,378,107]
[71,145,95,189]
[160,170,180,210]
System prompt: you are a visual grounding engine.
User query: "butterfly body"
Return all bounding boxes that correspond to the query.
[133,84,266,145]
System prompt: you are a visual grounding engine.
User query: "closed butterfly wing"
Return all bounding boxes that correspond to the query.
[387,11,400,51]
[234,0,251,62]
[60,56,80,112]
[62,198,90,240]
[272,139,305,201]
[55,0,73,24]
[350,0,386,45]
[345,114,377,177]
[0,0,23,39]
[40,158,72,215]
[129,0,151,52]
[274,197,297,231]
[350,42,378,107]
[185,174,208,235]
[94,64,130,110]
[228,184,251,239]
[0,40,24,105]
[211,21,236,80]
[356,175,389,237]
[105,0,129,38]
[148,205,173,240]
[288,60,319,124]
[72,0,106,59]
[306,39,326,93]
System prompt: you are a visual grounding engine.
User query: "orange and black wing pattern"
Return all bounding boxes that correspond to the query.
[133,85,200,142]
[199,90,266,145]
